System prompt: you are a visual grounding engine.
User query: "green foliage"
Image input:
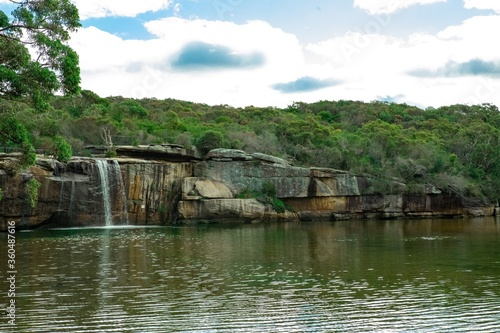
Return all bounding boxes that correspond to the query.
[2,89,500,202]
[0,113,36,168]
[195,130,225,155]
[260,182,287,213]
[26,177,41,208]
[52,135,72,162]
[0,186,3,201]
[174,132,193,149]
[261,181,277,198]
[236,183,287,213]
[236,187,260,199]
[20,142,36,168]
[112,99,149,120]
[272,197,286,213]
[0,0,80,165]
[0,0,81,109]
[318,110,338,123]
[105,150,117,158]
[215,115,233,124]
[0,113,30,146]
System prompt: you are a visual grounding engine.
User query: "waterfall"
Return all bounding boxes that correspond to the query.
[95,159,128,226]
[95,160,113,226]
[57,179,75,219]
[68,180,76,220]
[111,160,129,225]
[57,180,65,213]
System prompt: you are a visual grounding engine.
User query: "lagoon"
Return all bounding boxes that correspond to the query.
[1,218,500,332]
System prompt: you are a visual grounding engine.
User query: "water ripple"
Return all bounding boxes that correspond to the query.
[3,220,500,332]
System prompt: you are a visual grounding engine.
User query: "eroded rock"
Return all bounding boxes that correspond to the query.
[182,177,233,199]
[205,148,253,161]
[251,152,290,166]
[1,148,496,229]
[178,199,299,223]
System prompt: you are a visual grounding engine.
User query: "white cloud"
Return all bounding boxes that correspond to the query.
[306,14,500,107]
[173,3,181,16]
[463,0,500,13]
[72,0,173,20]
[70,13,500,108]
[69,18,315,107]
[353,0,446,14]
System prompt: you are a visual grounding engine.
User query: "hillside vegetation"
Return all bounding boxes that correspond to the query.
[1,92,500,203]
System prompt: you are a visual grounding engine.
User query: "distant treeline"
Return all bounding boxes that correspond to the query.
[1,92,500,202]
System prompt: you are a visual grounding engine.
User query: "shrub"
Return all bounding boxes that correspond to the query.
[261,182,288,213]
[27,178,41,208]
[236,188,260,199]
[174,132,193,150]
[52,135,72,163]
[272,197,286,213]
[261,182,277,198]
[105,150,117,157]
[195,130,224,155]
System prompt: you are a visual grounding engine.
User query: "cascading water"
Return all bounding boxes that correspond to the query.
[95,159,113,226]
[94,159,129,226]
[56,179,76,220]
[111,160,129,225]
[68,180,76,220]
[57,180,65,213]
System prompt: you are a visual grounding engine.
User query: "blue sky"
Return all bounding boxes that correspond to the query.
[2,0,499,108]
[82,1,488,42]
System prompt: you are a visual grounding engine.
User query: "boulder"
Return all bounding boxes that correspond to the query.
[465,206,495,217]
[182,177,233,200]
[36,158,65,173]
[177,199,299,223]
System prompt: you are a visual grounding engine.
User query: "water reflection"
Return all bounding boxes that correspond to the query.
[0,219,499,332]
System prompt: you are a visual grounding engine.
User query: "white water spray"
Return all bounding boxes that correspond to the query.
[95,159,113,226]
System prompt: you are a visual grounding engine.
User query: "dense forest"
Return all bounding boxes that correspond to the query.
[1,93,500,203]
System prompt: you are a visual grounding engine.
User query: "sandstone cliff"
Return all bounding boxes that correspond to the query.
[0,145,194,230]
[0,147,497,230]
[177,149,495,223]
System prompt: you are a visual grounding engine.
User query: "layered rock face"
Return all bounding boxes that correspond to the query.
[119,158,192,224]
[177,149,495,223]
[1,147,497,230]
[0,146,194,230]
[1,157,127,230]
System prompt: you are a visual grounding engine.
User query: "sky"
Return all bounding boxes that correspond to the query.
[2,0,500,108]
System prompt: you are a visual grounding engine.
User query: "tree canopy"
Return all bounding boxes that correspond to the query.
[0,0,81,110]
[3,92,500,203]
[1,0,80,170]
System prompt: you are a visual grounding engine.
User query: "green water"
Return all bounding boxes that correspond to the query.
[1,218,500,332]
